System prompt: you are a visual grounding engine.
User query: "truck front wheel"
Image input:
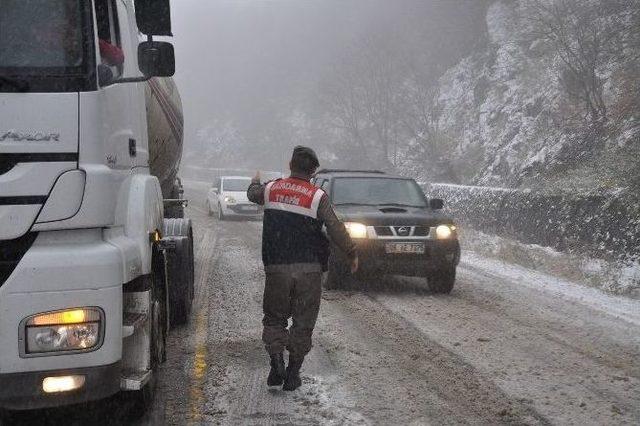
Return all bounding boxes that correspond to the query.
[130,248,167,417]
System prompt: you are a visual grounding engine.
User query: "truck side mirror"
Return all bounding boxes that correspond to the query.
[138,41,175,77]
[429,198,444,210]
[134,0,172,36]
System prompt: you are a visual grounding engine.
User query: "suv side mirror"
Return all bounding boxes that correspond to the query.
[211,187,218,194]
[429,198,444,210]
[138,41,175,77]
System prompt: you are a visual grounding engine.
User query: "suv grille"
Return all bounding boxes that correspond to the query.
[0,233,38,287]
[374,226,430,237]
[374,226,393,236]
[413,226,430,237]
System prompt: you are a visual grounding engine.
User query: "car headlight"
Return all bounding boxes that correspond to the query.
[24,308,103,355]
[224,196,236,204]
[435,224,457,240]
[344,222,368,239]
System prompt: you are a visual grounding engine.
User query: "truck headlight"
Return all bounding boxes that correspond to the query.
[345,222,368,239]
[24,308,103,354]
[224,196,236,204]
[436,224,457,240]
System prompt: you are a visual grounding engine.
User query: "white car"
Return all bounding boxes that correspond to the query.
[207,176,262,220]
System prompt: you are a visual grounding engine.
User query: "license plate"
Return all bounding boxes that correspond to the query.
[385,242,425,254]
[240,206,258,212]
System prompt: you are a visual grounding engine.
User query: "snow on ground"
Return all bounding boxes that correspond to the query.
[462,251,640,327]
[461,227,640,298]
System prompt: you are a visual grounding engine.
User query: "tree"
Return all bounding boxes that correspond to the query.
[320,34,417,169]
[523,0,619,123]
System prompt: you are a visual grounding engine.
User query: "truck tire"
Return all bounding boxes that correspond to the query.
[165,204,184,219]
[217,203,225,221]
[427,267,456,294]
[164,219,195,325]
[207,201,213,216]
[130,248,167,418]
[324,254,347,290]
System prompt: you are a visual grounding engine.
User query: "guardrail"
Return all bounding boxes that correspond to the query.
[423,183,640,262]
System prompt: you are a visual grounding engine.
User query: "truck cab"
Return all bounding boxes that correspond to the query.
[0,0,192,411]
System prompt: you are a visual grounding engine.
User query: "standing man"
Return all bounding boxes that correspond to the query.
[248,146,358,391]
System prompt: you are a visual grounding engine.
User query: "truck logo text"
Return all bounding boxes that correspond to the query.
[0,130,60,142]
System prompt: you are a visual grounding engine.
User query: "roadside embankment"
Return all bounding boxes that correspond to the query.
[426,183,640,297]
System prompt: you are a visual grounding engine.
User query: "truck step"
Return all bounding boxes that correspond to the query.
[120,369,152,391]
[122,312,148,338]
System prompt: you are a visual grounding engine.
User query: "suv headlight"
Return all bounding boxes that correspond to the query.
[345,222,368,239]
[435,224,457,240]
[224,196,236,204]
[23,308,103,355]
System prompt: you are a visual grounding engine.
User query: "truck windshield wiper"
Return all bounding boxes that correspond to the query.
[0,76,30,92]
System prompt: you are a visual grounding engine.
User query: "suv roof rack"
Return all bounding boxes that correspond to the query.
[316,169,386,174]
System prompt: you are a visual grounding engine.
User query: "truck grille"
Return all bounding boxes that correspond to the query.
[0,233,37,288]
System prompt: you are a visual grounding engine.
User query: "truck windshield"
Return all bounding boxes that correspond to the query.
[0,0,93,92]
[332,178,428,208]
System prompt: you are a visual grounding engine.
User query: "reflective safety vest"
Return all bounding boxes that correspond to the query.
[261,177,329,267]
[264,178,325,218]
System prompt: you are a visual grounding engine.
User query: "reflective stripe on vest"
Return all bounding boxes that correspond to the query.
[264,178,324,219]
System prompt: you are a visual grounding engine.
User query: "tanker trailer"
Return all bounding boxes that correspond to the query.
[146,77,195,326]
[146,77,186,218]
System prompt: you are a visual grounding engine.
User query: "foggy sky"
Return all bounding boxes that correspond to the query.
[170,0,370,144]
[169,0,487,156]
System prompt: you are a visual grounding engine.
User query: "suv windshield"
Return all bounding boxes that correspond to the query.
[332,177,427,207]
[223,179,251,192]
[0,0,93,92]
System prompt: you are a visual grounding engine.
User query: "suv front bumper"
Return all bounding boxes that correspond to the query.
[336,238,460,277]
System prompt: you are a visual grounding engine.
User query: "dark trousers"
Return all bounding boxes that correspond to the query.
[262,269,322,360]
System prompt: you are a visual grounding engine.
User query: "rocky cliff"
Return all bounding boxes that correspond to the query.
[422,0,639,195]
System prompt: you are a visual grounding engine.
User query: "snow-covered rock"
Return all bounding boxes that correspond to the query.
[411,0,640,193]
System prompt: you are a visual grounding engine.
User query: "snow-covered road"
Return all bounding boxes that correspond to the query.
[6,181,639,425]
[153,182,639,425]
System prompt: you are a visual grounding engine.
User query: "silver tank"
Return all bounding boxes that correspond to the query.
[145,77,184,198]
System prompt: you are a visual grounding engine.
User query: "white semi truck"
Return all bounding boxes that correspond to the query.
[0,0,194,411]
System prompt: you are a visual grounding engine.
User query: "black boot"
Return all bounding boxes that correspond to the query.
[267,353,286,386]
[282,357,303,391]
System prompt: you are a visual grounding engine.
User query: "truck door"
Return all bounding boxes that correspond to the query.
[94,0,147,173]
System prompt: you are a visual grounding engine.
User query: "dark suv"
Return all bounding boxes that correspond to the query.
[313,170,460,293]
